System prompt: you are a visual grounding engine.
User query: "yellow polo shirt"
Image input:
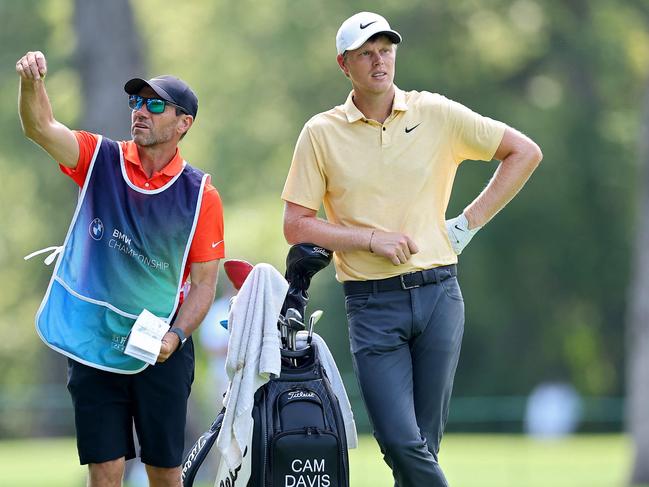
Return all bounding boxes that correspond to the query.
[282,87,506,282]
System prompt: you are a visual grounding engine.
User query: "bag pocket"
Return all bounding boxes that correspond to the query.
[276,388,326,431]
[272,429,339,487]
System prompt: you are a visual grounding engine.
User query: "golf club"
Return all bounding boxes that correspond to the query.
[284,307,303,349]
[287,317,305,350]
[307,309,323,344]
[277,313,289,348]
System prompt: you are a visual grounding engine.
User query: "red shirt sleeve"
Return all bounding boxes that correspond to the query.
[59,131,99,187]
[188,180,225,263]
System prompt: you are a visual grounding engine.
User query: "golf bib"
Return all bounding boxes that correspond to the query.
[35,135,207,373]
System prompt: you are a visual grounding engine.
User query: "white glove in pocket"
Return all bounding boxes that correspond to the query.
[445,213,480,255]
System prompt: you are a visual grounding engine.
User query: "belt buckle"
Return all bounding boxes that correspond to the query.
[400,272,420,290]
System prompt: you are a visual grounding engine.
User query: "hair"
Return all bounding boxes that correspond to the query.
[342,33,398,62]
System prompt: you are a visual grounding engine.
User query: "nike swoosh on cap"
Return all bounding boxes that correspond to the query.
[360,21,377,29]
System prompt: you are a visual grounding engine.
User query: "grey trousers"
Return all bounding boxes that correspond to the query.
[344,274,464,487]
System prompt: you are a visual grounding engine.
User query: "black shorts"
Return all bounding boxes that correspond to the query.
[66,338,194,467]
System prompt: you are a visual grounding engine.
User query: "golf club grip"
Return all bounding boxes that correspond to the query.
[181,408,226,486]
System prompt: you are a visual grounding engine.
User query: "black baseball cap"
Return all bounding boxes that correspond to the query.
[124,75,198,118]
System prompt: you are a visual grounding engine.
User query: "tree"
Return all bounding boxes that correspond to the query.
[74,0,142,140]
[627,80,649,485]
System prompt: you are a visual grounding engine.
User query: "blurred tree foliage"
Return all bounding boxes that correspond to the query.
[1,0,648,435]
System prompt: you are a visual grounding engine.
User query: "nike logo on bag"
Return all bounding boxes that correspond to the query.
[211,240,223,248]
[360,21,377,29]
[405,123,421,133]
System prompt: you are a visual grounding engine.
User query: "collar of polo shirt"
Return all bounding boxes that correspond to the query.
[343,87,409,123]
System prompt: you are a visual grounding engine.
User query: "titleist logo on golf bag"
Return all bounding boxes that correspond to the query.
[181,436,206,477]
[247,345,349,486]
[288,390,317,401]
[181,409,227,486]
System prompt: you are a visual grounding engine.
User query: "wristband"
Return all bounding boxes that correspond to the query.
[169,327,187,350]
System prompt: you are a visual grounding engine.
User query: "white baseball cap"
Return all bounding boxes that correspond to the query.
[336,12,402,55]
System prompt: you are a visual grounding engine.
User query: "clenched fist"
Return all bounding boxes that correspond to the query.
[16,51,47,80]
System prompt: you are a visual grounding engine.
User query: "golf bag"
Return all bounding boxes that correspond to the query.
[247,343,349,487]
[182,243,350,487]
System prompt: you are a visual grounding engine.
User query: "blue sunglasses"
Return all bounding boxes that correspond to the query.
[128,94,185,114]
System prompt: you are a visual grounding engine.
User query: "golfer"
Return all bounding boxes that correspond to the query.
[282,12,542,487]
[17,51,224,487]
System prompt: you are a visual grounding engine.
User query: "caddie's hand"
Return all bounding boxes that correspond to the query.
[446,212,481,255]
[157,331,180,363]
[370,230,419,266]
[16,51,47,80]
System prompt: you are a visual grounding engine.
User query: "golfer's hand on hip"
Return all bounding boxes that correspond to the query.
[370,231,419,266]
[446,213,481,255]
[157,332,180,363]
[16,51,47,80]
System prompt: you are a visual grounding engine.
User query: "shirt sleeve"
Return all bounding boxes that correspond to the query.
[281,124,326,211]
[187,180,225,263]
[59,131,99,187]
[447,99,507,164]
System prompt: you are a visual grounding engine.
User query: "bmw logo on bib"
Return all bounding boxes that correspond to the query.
[89,218,104,241]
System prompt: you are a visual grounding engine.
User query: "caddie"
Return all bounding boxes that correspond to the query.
[17,50,224,487]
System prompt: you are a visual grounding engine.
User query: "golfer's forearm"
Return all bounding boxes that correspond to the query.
[284,214,373,253]
[464,146,542,229]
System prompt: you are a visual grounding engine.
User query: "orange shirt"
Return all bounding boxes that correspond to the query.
[61,131,225,285]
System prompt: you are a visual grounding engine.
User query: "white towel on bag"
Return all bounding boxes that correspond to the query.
[214,263,288,486]
[295,331,358,449]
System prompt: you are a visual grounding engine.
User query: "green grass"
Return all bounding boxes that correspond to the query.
[0,437,87,487]
[0,434,638,487]
[441,434,634,487]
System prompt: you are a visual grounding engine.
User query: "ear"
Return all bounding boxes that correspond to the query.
[336,54,350,78]
[177,114,193,136]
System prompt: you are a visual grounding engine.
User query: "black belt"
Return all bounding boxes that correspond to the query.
[343,264,457,295]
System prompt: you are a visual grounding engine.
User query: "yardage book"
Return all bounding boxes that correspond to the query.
[124,309,169,365]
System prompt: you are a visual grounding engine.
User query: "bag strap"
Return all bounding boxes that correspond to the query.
[181,407,226,486]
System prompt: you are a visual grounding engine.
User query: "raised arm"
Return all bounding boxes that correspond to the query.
[16,51,79,168]
[463,127,543,229]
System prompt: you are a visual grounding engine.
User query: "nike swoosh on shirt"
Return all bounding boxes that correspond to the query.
[405,123,422,134]
[211,240,224,248]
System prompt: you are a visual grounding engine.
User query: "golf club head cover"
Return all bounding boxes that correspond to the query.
[282,244,332,316]
[223,259,254,290]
